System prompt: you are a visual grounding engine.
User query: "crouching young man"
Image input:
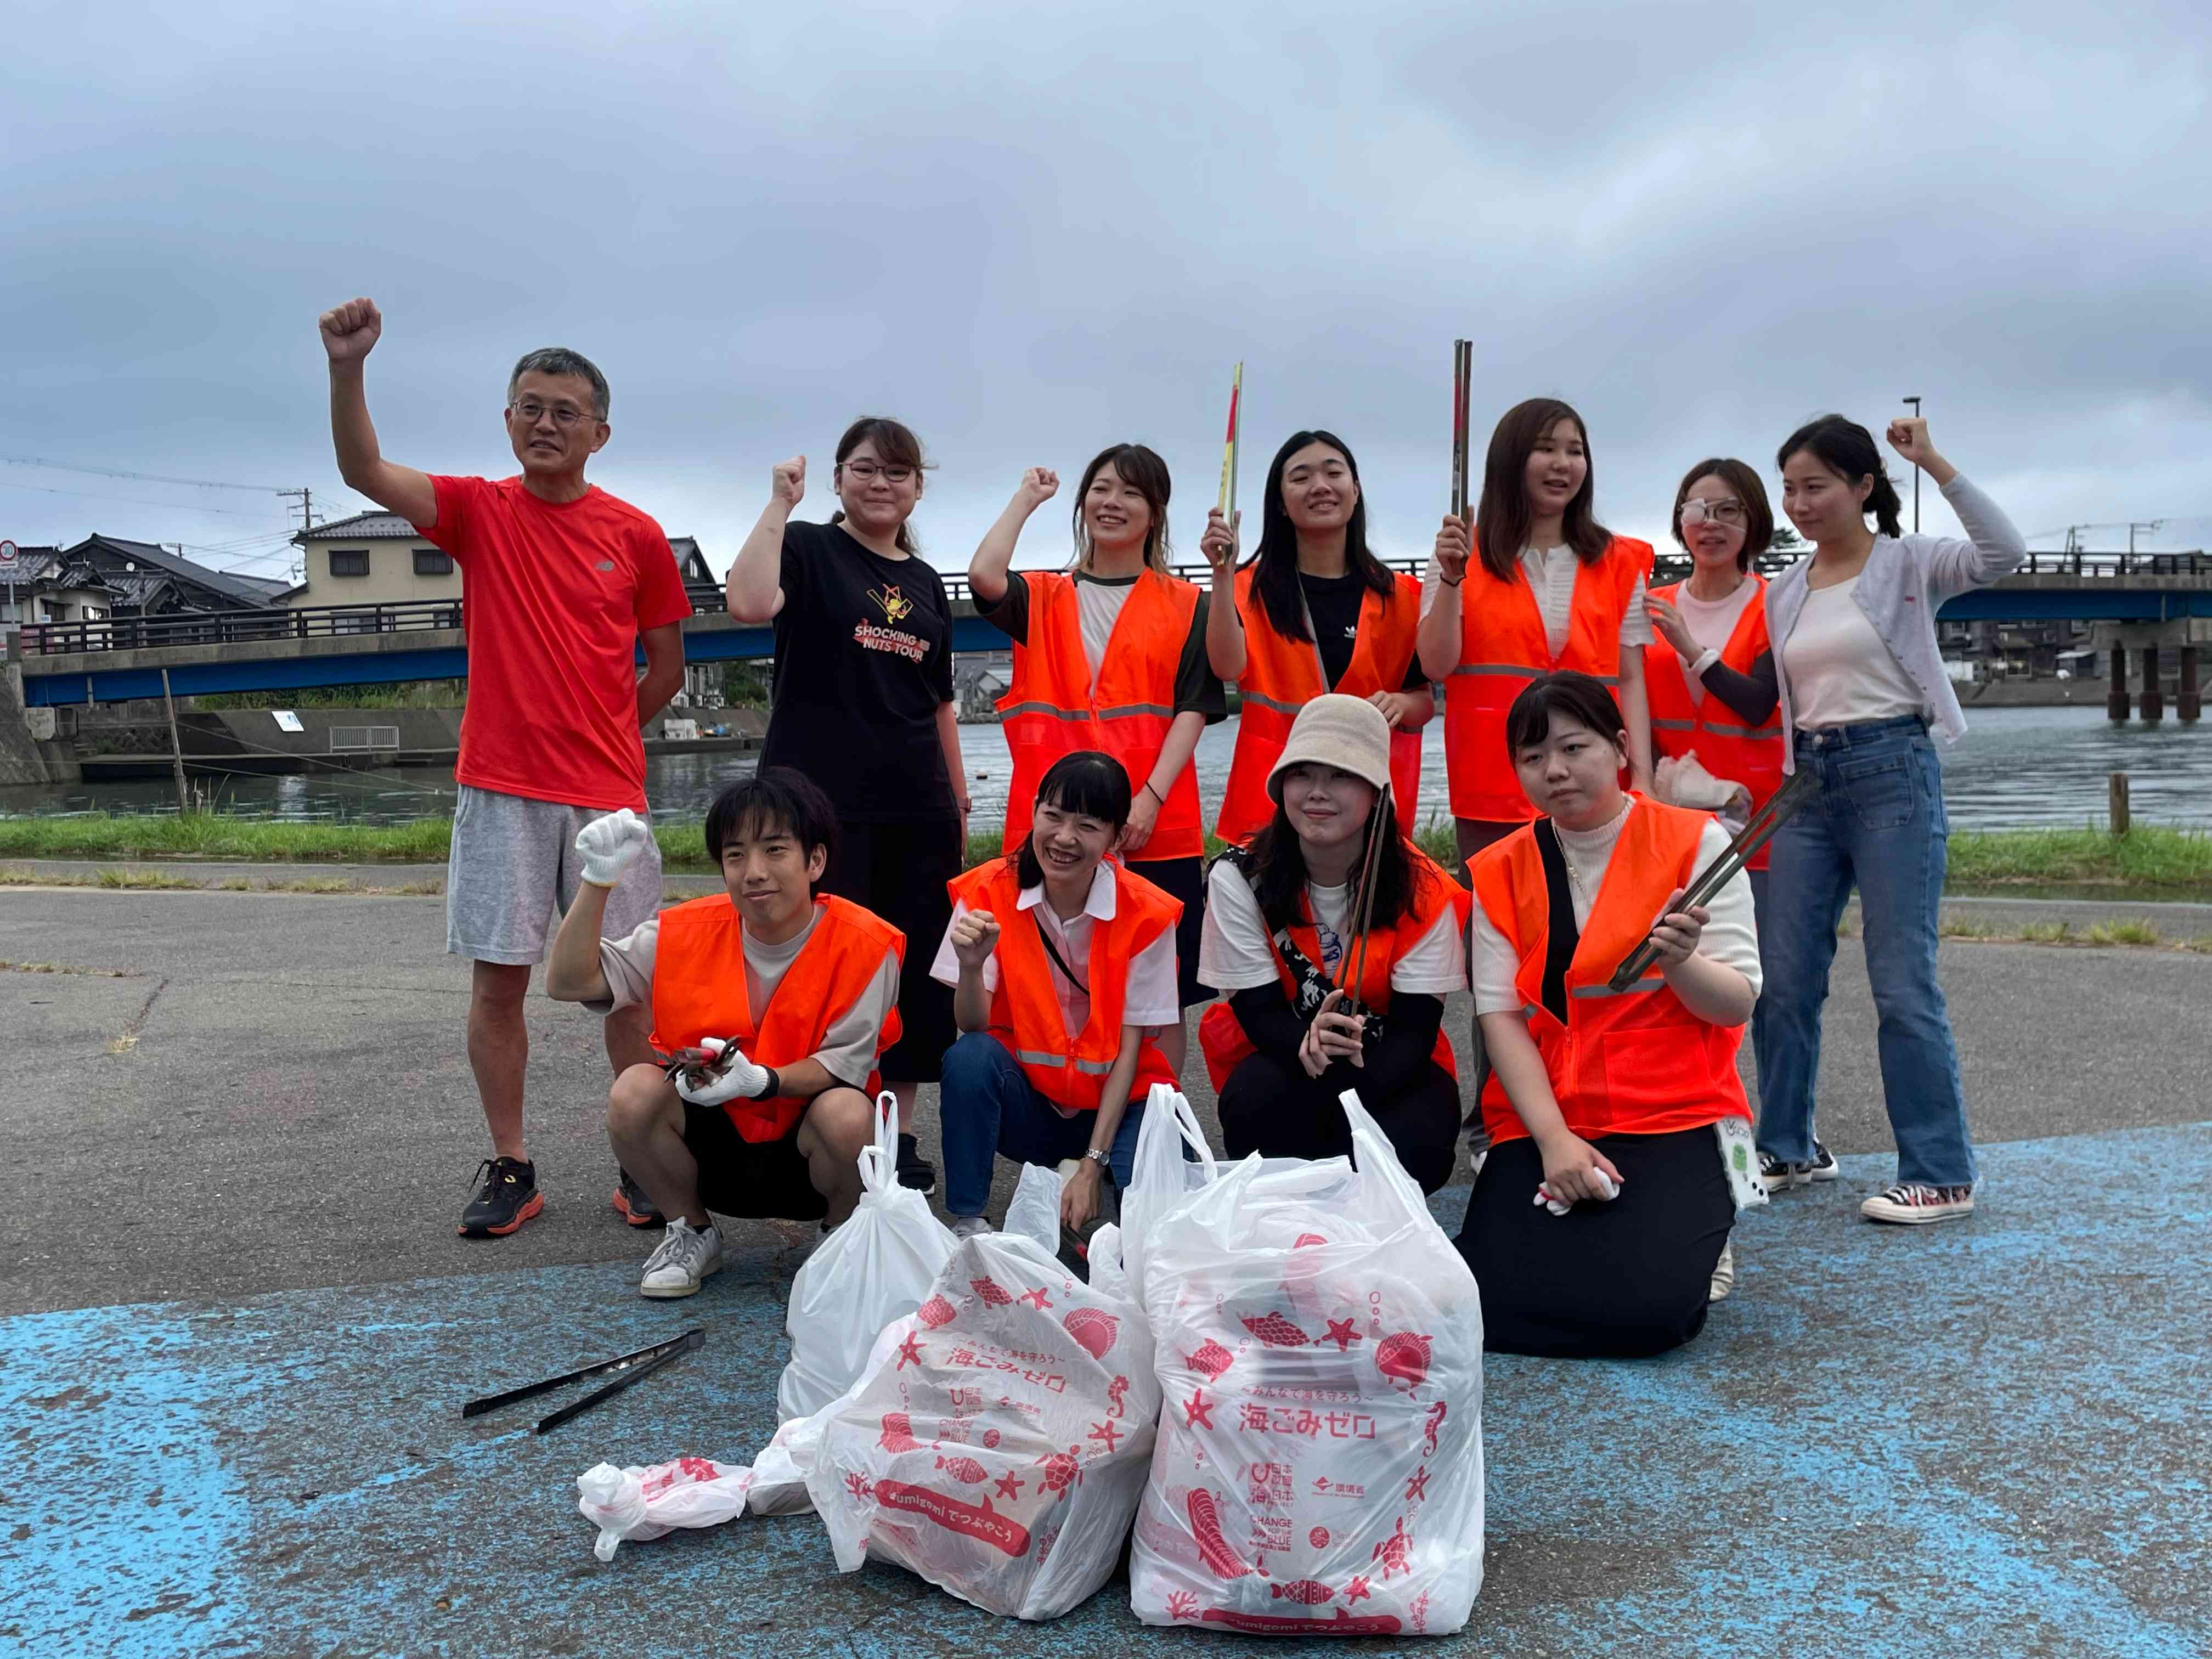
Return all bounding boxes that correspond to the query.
[547,769,904,1297]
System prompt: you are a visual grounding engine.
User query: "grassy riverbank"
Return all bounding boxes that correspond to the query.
[4,812,2211,899]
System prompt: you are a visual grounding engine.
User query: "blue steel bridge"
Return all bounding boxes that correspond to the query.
[14,554,2212,716]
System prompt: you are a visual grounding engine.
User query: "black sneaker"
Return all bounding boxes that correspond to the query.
[1803,1141,1841,1182]
[459,1157,543,1237]
[896,1132,936,1194]
[611,1167,664,1229]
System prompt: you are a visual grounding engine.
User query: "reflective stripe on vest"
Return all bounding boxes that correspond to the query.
[995,570,1206,861]
[1195,845,1469,1091]
[1216,565,1425,845]
[1645,575,1786,870]
[946,857,1181,1111]
[1466,797,1748,1144]
[1443,536,1652,823]
[648,893,905,1143]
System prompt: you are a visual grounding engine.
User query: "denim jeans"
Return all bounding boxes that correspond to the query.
[1756,718,1974,1188]
[938,1032,1146,1217]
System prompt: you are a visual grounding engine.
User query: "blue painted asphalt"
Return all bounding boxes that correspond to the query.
[3,1123,2205,1659]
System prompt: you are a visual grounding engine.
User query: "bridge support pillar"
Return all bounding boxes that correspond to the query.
[2108,645,2131,720]
[2139,646,2164,721]
[2180,646,2202,723]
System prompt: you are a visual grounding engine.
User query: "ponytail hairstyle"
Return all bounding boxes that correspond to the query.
[1071,443,1174,574]
[1475,398,1611,582]
[1777,415,1904,538]
[1244,430,1394,642]
[830,416,929,553]
[1015,751,1132,888]
[1239,786,1425,935]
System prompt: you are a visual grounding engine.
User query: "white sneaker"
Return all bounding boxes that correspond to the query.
[1708,1242,1735,1304]
[639,1218,723,1298]
[949,1214,993,1241]
[1859,1183,1976,1226]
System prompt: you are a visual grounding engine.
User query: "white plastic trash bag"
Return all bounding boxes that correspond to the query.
[1130,1089,1485,1638]
[1117,1085,1219,1317]
[808,1210,1163,1621]
[751,1314,919,1515]
[778,1092,956,1423]
[575,1457,754,1562]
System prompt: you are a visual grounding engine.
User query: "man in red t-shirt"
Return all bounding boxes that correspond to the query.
[319,297,692,1239]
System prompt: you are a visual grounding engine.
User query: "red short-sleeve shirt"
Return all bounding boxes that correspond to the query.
[416,475,693,812]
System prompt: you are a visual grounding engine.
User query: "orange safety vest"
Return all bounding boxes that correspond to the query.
[1645,577,1785,872]
[1216,564,1427,846]
[1197,844,1470,1091]
[1442,535,1653,822]
[945,857,1182,1111]
[996,569,1205,861]
[1466,795,1748,1146]
[648,893,905,1143]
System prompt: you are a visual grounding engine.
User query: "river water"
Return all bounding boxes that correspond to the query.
[3,707,2205,832]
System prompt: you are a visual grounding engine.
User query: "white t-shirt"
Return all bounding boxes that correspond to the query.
[1198,857,1466,995]
[1468,804,1761,1015]
[1663,578,1758,709]
[1421,545,1653,656]
[594,905,901,1088]
[1074,575,1135,696]
[929,861,1181,1037]
[1781,577,1926,730]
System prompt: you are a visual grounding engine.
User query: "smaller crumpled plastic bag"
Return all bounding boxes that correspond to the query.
[575,1457,754,1562]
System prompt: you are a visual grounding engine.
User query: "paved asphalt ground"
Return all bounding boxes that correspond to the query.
[3,882,2208,1657]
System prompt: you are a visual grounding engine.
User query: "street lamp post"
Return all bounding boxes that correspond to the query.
[1902,396,1923,533]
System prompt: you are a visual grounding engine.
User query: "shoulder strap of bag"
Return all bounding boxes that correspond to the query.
[1533,819,1580,1025]
[1031,911,1090,997]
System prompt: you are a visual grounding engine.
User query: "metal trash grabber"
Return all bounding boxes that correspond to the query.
[462,1327,705,1434]
[1607,769,1817,992]
[1335,789,1392,1022]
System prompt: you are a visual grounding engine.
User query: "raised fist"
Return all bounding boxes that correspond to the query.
[319,298,382,363]
[1014,467,1059,511]
[1884,416,1939,471]
[950,907,1001,971]
[574,808,653,887]
[771,456,806,508]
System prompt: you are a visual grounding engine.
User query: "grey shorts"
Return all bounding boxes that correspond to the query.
[446,784,664,966]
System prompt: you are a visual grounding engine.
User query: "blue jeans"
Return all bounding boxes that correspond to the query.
[1756,718,1975,1187]
[938,1032,1146,1217]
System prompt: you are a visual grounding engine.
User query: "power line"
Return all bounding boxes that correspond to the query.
[1,454,291,493]
[0,479,286,517]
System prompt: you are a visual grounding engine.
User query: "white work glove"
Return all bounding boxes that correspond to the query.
[575,808,653,888]
[1534,1169,1620,1216]
[673,1037,774,1107]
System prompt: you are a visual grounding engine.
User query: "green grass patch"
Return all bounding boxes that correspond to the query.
[1945,825,2212,894]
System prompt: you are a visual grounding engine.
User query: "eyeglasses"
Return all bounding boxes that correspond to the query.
[839,460,916,484]
[508,401,599,428]
[1679,498,1747,527]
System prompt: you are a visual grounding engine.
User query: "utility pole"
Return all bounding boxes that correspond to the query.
[159,667,191,815]
[2129,521,2165,558]
[1901,396,1923,533]
[279,488,316,584]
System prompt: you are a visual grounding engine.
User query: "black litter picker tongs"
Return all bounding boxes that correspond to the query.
[1607,769,1818,993]
[461,1327,704,1434]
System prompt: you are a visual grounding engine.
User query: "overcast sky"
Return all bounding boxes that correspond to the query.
[5,1,2208,584]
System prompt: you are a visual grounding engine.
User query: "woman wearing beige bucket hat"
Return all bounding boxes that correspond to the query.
[1195,694,1470,1193]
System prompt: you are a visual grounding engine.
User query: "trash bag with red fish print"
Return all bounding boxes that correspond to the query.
[807,1222,1163,1620]
[778,1092,958,1424]
[1128,1088,1485,1637]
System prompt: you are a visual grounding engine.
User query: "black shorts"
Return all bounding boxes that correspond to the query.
[1126,853,1209,1008]
[681,1101,828,1222]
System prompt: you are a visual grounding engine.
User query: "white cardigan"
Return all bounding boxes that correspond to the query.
[1765,474,2025,771]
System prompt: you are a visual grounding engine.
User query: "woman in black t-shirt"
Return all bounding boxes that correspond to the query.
[727,416,966,1194]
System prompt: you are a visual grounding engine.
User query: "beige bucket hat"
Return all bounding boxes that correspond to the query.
[1266,692,1393,801]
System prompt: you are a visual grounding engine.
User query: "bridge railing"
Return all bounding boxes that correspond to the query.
[18,551,2209,657]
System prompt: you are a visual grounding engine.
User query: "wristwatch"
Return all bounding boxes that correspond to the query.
[1082,1148,1110,1168]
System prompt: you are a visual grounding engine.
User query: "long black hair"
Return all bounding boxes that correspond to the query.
[1243,430,1395,643]
[1015,751,1132,888]
[1237,785,1425,935]
[1778,415,1904,538]
[1475,398,1612,581]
